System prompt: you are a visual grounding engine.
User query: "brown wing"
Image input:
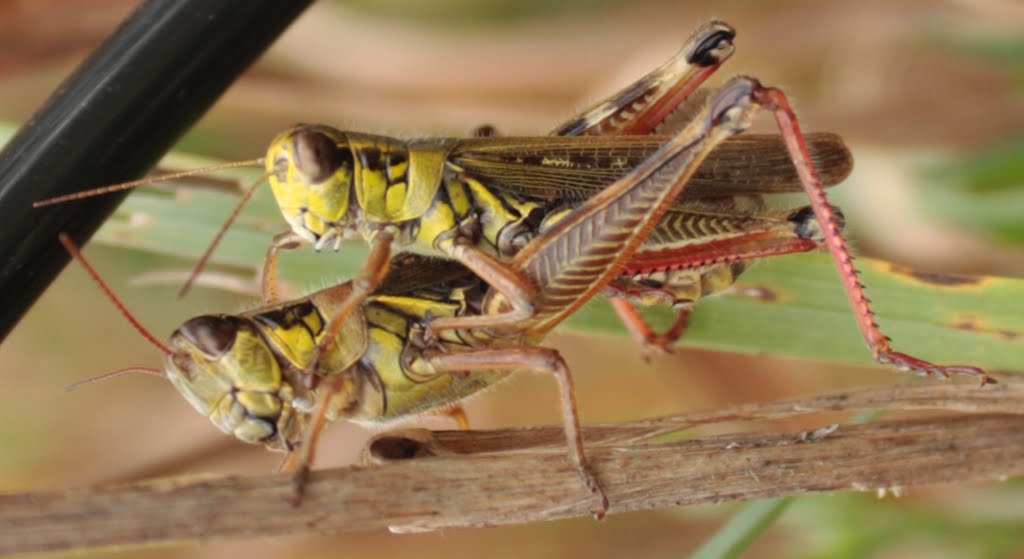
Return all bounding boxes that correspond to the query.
[448,132,852,204]
[375,253,476,296]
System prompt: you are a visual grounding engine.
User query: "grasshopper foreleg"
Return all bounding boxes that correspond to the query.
[262,229,307,303]
[280,374,349,506]
[303,231,395,376]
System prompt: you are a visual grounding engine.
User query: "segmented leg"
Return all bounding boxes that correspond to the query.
[304,230,394,375]
[417,346,608,519]
[609,297,692,360]
[754,87,993,384]
[280,374,348,506]
[262,230,307,304]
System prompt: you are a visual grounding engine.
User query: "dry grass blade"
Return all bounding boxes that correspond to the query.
[2,382,1022,555]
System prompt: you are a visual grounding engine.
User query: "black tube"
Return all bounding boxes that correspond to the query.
[0,0,314,342]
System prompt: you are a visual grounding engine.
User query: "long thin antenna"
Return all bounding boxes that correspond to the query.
[178,170,271,299]
[57,233,172,356]
[33,158,264,207]
[64,367,165,392]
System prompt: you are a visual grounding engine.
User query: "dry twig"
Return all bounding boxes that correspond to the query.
[3,382,1023,555]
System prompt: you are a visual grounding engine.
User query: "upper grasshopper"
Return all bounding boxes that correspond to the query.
[34,21,852,355]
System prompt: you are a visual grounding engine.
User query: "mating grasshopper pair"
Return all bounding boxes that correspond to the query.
[52,20,990,518]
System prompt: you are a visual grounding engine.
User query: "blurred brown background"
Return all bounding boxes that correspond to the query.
[2,1,1022,557]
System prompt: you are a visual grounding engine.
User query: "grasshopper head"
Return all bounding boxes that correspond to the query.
[266,124,356,247]
[165,315,298,450]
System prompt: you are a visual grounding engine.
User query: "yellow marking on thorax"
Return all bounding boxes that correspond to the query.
[254,307,323,371]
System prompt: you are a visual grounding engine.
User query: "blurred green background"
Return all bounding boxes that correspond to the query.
[1,0,1023,557]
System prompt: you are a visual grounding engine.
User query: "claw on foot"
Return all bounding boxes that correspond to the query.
[578,467,609,520]
[643,331,675,356]
[422,325,440,347]
[877,351,995,386]
[640,333,675,363]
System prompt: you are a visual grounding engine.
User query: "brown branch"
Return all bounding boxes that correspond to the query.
[3,382,1023,555]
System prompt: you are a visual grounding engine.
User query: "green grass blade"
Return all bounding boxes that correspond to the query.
[690,497,794,559]
[566,254,1023,371]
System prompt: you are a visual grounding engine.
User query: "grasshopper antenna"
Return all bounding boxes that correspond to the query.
[178,170,272,299]
[64,367,165,392]
[58,233,172,357]
[33,159,264,207]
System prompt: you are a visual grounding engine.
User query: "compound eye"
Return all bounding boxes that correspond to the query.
[292,128,352,184]
[178,315,239,358]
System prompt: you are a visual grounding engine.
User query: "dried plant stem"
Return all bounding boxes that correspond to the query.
[3,382,1023,555]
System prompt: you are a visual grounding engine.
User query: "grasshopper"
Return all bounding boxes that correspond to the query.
[35,21,851,356]
[60,75,994,522]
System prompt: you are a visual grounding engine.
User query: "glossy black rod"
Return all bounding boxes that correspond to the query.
[0,0,313,341]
